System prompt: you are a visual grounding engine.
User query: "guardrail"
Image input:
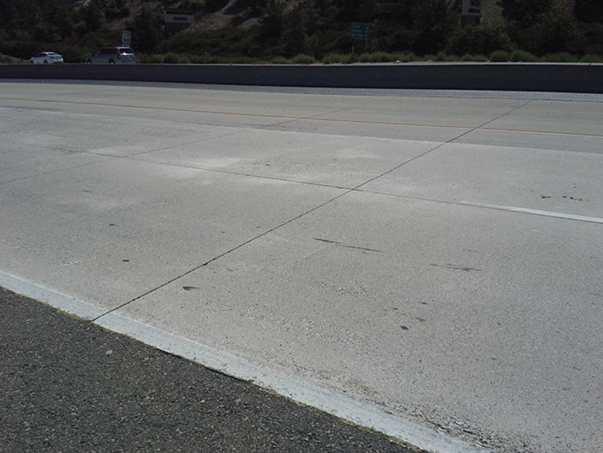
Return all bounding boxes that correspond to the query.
[1,63,602,93]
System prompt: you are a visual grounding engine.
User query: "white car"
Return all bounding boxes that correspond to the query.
[30,52,64,64]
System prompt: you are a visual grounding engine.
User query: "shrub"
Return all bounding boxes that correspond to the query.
[137,53,163,64]
[580,54,603,63]
[322,53,345,64]
[461,54,488,62]
[189,54,214,64]
[290,54,316,64]
[373,52,394,62]
[229,56,260,64]
[392,52,419,62]
[510,50,539,62]
[542,52,578,62]
[0,53,24,64]
[162,53,181,64]
[271,56,290,64]
[344,53,360,64]
[490,50,511,61]
[448,25,513,56]
[359,52,394,63]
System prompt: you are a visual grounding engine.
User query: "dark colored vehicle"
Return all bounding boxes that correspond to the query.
[86,47,136,64]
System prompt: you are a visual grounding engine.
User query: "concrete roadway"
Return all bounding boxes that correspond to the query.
[0,81,602,453]
[0,287,412,453]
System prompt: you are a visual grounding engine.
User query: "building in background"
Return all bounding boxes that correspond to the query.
[164,10,195,35]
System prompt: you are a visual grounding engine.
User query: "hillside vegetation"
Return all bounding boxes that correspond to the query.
[1,0,602,63]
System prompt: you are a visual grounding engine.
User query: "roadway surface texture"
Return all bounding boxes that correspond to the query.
[1,81,602,453]
[0,287,412,453]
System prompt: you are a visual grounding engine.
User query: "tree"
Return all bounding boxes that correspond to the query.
[574,0,603,23]
[259,0,286,41]
[497,0,554,28]
[83,1,105,31]
[133,7,164,53]
[533,7,581,54]
[283,8,307,56]
[447,25,513,55]
[411,0,459,55]
[334,0,376,22]
[0,1,17,28]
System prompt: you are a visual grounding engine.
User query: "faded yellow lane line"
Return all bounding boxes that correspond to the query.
[2,97,603,140]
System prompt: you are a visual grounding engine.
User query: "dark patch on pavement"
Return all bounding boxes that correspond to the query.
[429,263,482,272]
[0,287,418,453]
[314,238,383,253]
[182,285,200,291]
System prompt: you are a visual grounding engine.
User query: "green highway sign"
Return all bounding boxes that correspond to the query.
[350,22,370,40]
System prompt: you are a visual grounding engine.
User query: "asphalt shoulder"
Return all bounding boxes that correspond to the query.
[0,287,417,453]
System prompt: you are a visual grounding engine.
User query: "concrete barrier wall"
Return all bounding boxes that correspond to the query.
[1,63,602,93]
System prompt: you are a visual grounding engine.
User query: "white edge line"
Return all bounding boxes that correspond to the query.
[1,270,491,453]
[460,202,603,224]
[95,312,491,453]
[0,271,105,320]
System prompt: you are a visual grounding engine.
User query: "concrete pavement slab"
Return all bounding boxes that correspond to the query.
[115,190,603,453]
[484,100,603,136]
[313,97,527,128]
[0,287,415,453]
[454,128,603,154]
[2,82,603,453]
[265,118,469,143]
[0,104,244,157]
[0,140,110,184]
[136,128,438,188]
[361,141,603,218]
[0,158,343,310]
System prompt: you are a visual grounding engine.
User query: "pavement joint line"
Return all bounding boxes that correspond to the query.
[1,136,82,154]
[127,156,353,190]
[0,268,491,453]
[1,97,469,130]
[14,96,602,138]
[0,130,246,187]
[85,102,536,321]
[4,97,603,139]
[4,80,603,102]
[90,186,354,323]
[347,100,534,193]
[458,202,603,225]
[352,188,603,225]
[94,136,455,320]
[94,311,492,453]
[0,271,105,320]
[0,155,116,187]
[478,126,603,140]
[132,156,603,227]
